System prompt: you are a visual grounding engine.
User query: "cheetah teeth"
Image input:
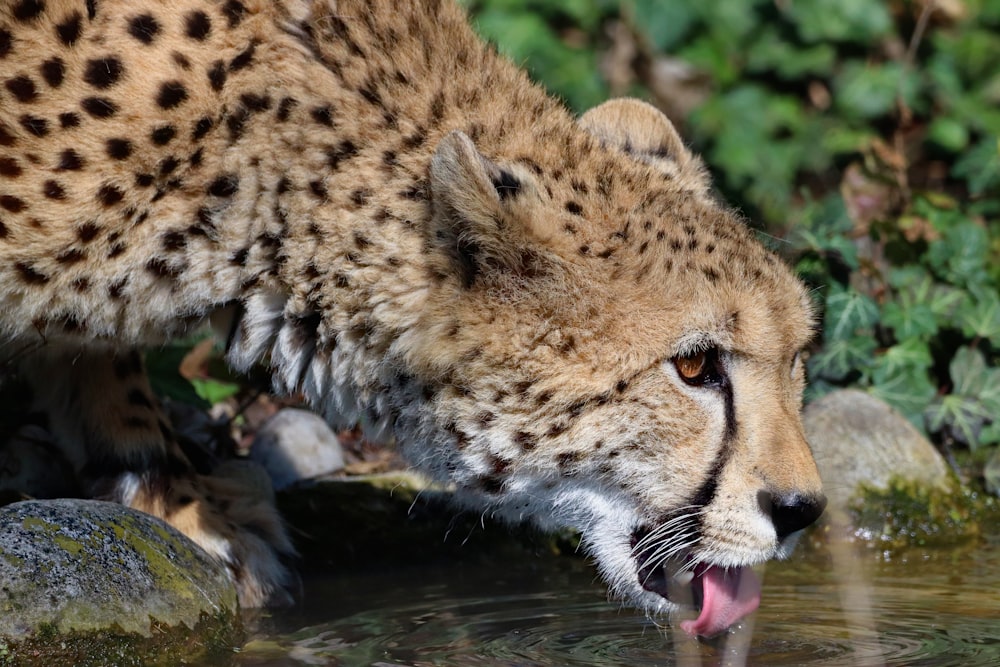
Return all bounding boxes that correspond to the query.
[673,570,695,586]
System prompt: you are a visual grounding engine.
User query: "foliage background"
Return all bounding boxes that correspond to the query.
[459,0,1000,491]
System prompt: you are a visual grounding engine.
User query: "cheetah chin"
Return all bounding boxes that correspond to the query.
[482,478,801,639]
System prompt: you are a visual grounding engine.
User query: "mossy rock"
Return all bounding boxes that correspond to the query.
[0,499,242,666]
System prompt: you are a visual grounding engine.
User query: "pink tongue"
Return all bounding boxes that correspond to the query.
[680,565,761,638]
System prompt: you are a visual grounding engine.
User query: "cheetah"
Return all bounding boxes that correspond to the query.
[0,0,826,636]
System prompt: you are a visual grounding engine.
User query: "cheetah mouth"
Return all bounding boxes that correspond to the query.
[630,529,761,638]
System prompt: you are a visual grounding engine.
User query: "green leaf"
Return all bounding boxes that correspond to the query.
[808,336,876,382]
[881,300,938,342]
[786,0,892,43]
[952,136,1000,196]
[869,363,937,427]
[190,377,242,406]
[834,62,919,120]
[958,289,1000,343]
[925,218,991,288]
[873,339,933,377]
[627,0,697,51]
[822,286,879,342]
[924,393,990,448]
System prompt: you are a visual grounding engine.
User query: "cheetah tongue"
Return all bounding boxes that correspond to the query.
[680,565,760,638]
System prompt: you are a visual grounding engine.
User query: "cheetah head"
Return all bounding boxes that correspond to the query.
[398,99,826,637]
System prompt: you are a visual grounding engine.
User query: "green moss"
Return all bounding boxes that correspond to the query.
[850,477,1000,552]
[0,609,242,667]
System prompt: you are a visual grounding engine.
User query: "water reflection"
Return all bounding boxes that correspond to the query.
[237,532,1000,667]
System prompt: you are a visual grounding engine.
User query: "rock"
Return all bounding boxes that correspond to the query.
[0,499,242,666]
[803,389,950,509]
[250,408,345,490]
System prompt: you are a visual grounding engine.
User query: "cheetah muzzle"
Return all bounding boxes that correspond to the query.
[0,0,826,637]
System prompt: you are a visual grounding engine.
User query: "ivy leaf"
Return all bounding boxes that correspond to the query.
[822,286,879,342]
[873,339,933,377]
[957,288,1000,344]
[869,363,937,427]
[881,300,938,341]
[808,335,876,382]
[926,347,1000,449]
[924,394,990,448]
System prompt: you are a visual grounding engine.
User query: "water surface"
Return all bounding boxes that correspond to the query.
[236,531,1000,666]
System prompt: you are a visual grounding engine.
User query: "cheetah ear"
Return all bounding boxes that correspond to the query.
[579,98,709,189]
[429,131,545,287]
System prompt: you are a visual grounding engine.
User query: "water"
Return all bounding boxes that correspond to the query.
[236,532,1000,667]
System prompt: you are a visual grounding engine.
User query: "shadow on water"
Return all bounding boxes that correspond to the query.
[233,523,1000,667]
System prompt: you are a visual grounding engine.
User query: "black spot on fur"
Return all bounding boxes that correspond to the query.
[56,247,84,263]
[192,116,213,141]
[240,92,270,112]
[514,431,537,451]
[15,261,47,284]
[145,257,183,280]
[491,170,520,201]
[84,57,124,89]
[207,174,239,197]
[57,149,84,170]
[229,41,255,71]
[20,115,47,137]
[276,96,297,121]
[58,112,79,128]
[97,184,124,206]
[0,157,21,177]
[105,138,131,159]
[310,105,334,126]
[55,13,83,45]
[77,222,100,242]
[229,247,249,266]
[107,276,128,298]
[185,10,211,40]
[40,58,65,87]
[226,107,248,141]
[160,155,181,177]
[222,0,246,27]
[134,173,154,187]
[161,230,186,251]
[326,139,358,170]
[0,195,26,212]
[565,201,583,216]
[309,180,327,200]
[6,76,38,102]
[150,125,176,146]
[0,29,11,59]
[43,180,65,199]
[207,61,226,91]
[156,81,187,109]
[128,13,159,43]
[81,96,117,118]
[13,0,45,22]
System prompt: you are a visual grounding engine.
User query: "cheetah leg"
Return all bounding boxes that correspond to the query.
[16,346,295,607]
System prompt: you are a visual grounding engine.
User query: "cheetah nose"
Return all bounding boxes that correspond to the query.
[758,490,828,541]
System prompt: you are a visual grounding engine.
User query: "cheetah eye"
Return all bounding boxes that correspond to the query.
[672,347,724,387]
[674,351,706,380]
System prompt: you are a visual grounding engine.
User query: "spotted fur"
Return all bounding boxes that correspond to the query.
[0,0,824,621]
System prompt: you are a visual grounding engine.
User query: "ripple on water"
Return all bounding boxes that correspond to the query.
[238,542,1000,667]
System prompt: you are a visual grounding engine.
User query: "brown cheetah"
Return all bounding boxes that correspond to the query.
[0,0,826,636]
